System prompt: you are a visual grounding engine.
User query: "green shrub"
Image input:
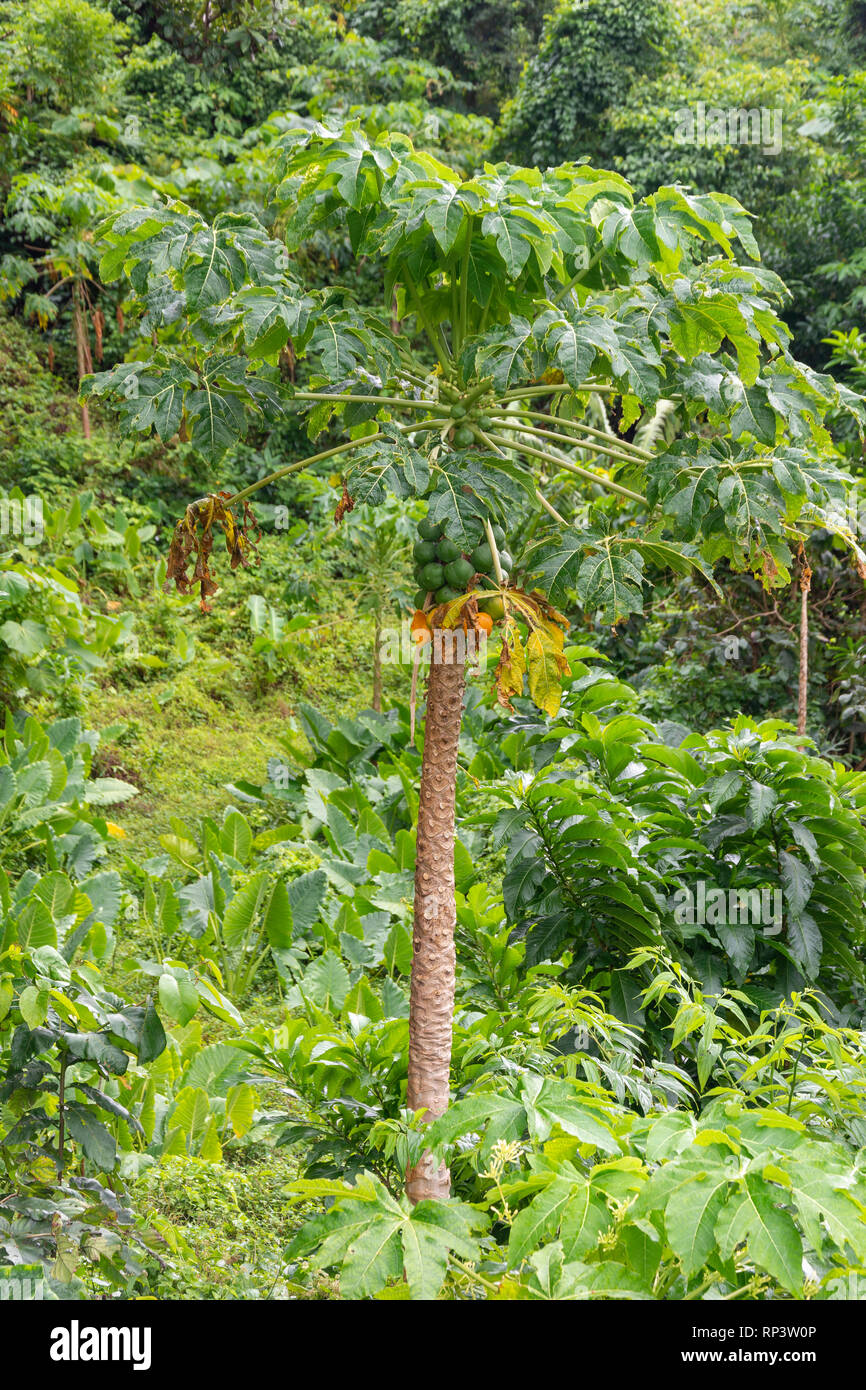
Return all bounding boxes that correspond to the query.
[497,0,676,166]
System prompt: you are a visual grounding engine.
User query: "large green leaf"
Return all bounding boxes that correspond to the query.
[286,870,328,936]
[715,1174,803,1295]
[222,872,268,951]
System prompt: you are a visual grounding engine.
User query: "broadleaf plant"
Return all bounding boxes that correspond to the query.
[83,121,864,1202]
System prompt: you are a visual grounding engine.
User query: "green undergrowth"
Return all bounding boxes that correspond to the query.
[133,1149,324,1299]
[84,602,405,858]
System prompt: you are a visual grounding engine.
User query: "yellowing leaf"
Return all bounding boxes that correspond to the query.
[494,620,526,710]
[619,394,641,431]
[527,629,567,716]
[30,1156,57,1184]
[159,833,200,867]
[19,984,48,1028]
[200,1116,223,1162]
[226,1083,256,1138]
[539,617,566,651]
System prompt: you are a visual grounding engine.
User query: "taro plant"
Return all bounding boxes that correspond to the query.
[245,592,316,682]
[84,124,864,1200]
[130,807,304,1013]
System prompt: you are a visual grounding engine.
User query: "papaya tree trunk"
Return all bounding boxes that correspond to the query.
[406,631,465,1204]
[798,555,812,739]
[72,281,93,439]
[372,614,383,712]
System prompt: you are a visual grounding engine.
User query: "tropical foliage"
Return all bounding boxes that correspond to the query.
[0,0,865,1306]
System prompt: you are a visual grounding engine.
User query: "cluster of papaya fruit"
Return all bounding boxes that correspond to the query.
[412,514,511,621]
[448,401,495,450]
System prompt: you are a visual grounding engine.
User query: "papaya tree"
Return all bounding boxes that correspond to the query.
[1,172,143,436]
[82,124,864,1201]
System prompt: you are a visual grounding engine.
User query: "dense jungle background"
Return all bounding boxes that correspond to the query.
[2,0,866,1302]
